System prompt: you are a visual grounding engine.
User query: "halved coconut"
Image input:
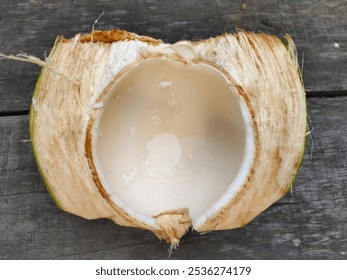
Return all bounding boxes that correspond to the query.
[28,29,306,248]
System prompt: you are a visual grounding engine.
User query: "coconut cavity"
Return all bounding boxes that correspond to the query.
[93,58,254,228]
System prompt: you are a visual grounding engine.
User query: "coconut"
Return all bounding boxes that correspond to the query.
[23,29,306,248]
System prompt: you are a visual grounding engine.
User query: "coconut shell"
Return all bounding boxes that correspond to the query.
[29,30,306,246]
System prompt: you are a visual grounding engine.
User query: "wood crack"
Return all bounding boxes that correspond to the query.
[0,190,46,197]
[45,240,160,259]
[272,196,347,207]
[306,90,347,98]
[0,110,29,117]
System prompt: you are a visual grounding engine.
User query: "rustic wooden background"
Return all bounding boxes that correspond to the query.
[0,0,346,259]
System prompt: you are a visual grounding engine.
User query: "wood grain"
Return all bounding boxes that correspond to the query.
[1,96,346,259]
[0,0,347,113]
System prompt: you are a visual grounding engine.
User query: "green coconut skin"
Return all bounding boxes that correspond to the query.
[280,35,307,194]
[29,37,63,209]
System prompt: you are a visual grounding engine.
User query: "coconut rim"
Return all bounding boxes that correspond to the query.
[87,55,256,229]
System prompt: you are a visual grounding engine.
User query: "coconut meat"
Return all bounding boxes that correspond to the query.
[93,58,254,228]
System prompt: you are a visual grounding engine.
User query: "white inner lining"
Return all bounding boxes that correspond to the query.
[92,58,254,228]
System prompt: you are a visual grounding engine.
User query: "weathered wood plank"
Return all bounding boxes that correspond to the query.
[0,96,346,259]
[0,0,346,113]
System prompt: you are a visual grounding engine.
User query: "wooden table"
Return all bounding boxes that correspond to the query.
[0,0,346,259]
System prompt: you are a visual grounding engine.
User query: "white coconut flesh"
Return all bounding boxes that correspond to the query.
[93,58,254,228]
